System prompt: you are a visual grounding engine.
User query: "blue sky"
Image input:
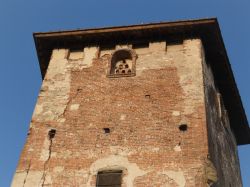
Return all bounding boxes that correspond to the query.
[0,0,249,186]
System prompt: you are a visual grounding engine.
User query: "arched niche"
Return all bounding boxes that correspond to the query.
[107,49,137,77]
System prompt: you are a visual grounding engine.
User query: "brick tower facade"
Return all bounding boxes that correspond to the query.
[12,18,250,187]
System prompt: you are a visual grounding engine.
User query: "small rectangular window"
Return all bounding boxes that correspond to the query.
[96,170,122,187]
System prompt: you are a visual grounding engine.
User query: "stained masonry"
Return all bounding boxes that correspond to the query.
[12,18,250,186]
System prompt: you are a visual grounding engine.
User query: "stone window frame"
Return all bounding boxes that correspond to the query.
[107,48,137,78]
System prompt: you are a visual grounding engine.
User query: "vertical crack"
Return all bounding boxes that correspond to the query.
[23,161,31,187]
[39,129,56,186]
[58,88,81,119]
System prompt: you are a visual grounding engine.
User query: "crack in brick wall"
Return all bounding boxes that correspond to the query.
[39,136,53,186]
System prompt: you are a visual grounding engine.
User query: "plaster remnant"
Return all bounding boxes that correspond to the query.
[162,170,186,187]
[12,171,44,187]
[109,146,133,156]
[149,41,166,52]
[136,42,172,75]
[53,166,64,173]
[40,136,51,161]
[22,162,31,187]
[174,144,182,152]
[61,150,72,159]
[177,39,204,115]
[11,172,27,187]
[33,104,43,116]
[39,132,54,186]
[120,114,126,120]
[152,147,160,152]
[51,49,68,60]
[100,49,113,57]
[83,46,98,67]
[87,155,148,187]
[115,44,132,50]
[172,111,181,116]
[70,104,80,111]
[133,46,149,55]
[32,49,71,123]
[57,118,66,123]
[69,50,84,60]
[50,152,57,158]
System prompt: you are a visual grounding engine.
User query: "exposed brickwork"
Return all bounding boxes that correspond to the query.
[11,37,242,186]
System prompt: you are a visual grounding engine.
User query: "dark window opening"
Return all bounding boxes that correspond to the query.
[96,170,122,187]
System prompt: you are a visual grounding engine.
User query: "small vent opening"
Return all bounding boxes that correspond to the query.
[48,129,56,139]
[179,124,188,132]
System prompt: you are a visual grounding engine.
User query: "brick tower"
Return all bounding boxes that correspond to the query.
[12,18,250,187]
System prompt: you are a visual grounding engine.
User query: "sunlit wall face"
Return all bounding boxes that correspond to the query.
[0,1,249,187]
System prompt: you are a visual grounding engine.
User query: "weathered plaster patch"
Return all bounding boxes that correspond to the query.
[87,155,148,187]
[120,114,126,120]
[32,49,71,123]
[177,39,204,115]
[136,41,179,76]
[53,166,64,173]
[174,144,182,152]
[57,118,66,123]
[134,47,150,55]
[51,152,57,158]
[68,50,84,60]
[115,44,132,50]
[39,136,51,161]
[83,47,98,67]
[11,172,27,187]
[152,147,160,152]
[41,174,52,186]
[33,104,43,116]
[162,170,186,187]
[172,111,181,116]
[12,171,44,187]
[149,41,166,52]
[28,148,34,152]
[100,49,113,57]
[109,146,134,156]
[52,49,69,60]
[55,150,73,159]
[70,104,80,111]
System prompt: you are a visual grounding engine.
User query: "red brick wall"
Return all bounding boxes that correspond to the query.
[12,40,209,187]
